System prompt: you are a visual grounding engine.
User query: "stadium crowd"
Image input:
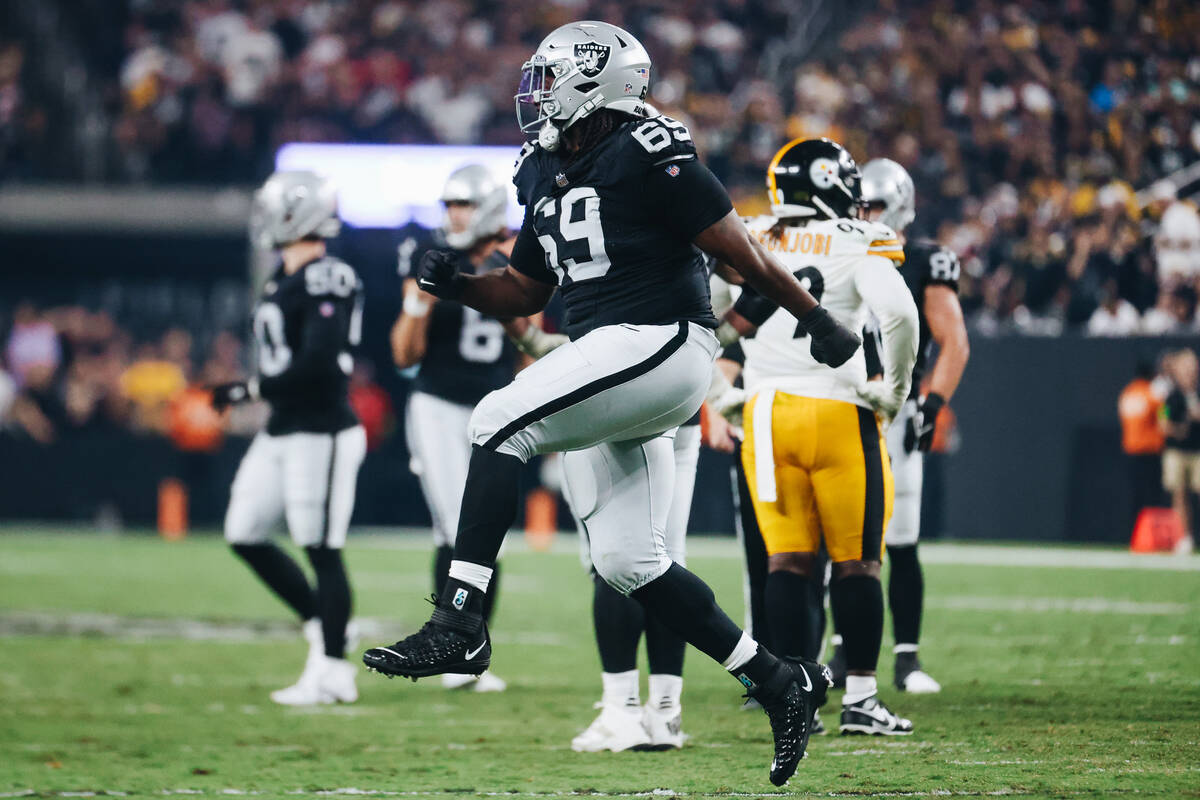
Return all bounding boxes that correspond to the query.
[2,0,1199,335]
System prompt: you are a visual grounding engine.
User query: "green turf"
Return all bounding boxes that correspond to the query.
[1,530,1198,799]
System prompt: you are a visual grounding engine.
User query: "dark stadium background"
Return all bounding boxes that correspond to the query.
[1,0,1198,544]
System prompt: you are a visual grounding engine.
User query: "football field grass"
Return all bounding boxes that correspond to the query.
[1,529,1198,799]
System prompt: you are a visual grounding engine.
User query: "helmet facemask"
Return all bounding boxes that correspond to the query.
[516,57,575,150]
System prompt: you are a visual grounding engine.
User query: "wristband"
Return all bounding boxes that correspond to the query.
[403,293,432,317]
[797,305,837,338]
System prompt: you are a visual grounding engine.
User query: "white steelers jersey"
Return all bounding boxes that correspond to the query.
[741,215,912,408]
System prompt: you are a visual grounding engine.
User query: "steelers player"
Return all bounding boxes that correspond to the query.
[857,158,969,694]
[391,164,521,693]
[212,171,366,706]
[726,138,919,735]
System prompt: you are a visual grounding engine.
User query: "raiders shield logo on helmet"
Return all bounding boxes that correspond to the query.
[574,42,611,77]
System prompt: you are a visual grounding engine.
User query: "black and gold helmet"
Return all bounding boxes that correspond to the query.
[766,137,863,220]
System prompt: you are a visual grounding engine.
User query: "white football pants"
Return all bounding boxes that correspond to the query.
[225,425,367,549]
[885,400,923,548]
[406,391,474,548]
[470,321,719,594]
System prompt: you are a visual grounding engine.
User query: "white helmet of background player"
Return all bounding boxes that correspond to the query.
[861,158,916,233]
[253,170,340,249]
[439,164,508,250]
[515,20,651,151]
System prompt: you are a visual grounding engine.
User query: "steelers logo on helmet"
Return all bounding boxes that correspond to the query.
[574,42,611,77]
[809,158,839,190]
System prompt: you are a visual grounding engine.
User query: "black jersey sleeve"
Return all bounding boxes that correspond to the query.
[258,263,360,402]
[913,241,962,293]
[642,157,734,241]
[508,208,557,285]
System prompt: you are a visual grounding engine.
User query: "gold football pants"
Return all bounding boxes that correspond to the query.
[741,391,893,562]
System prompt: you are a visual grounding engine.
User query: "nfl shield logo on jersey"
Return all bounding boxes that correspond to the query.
[453,587,469,610]
[574,42,610,77]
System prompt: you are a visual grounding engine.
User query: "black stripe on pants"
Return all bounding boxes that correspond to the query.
[855,407,885,562]
[482,322,689,452]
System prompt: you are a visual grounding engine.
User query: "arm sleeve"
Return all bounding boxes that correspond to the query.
[508,210,557,285]
[258,294,352,400]
[643,157,734,241]
[855,256,919,403]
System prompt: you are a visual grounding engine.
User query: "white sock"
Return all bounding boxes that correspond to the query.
[448,560,493,593]
[894,643,919,654]
[843,675,877,705]
[722,631,759,672]
[601,670,640,708]
[648,673,683,709]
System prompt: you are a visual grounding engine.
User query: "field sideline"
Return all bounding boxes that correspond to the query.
[1,529,1197,799]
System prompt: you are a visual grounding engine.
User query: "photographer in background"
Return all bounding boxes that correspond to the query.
[1159,349,1200,554]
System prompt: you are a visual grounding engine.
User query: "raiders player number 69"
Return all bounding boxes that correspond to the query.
[363,20,859,786]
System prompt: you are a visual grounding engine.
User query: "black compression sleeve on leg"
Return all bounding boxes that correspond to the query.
[733,454,771,643]
[830,573,884,673]
[765,571,811,659]
[231,543,316,620]
[483,561,500,624]
[644,601,685,676]
[806,552,829,660]
[887,544,923,646]
[594,574,645,673]
[307,547,352,659]
[630,563,743,666]
[433,544,453,596]
[452,446,523,568]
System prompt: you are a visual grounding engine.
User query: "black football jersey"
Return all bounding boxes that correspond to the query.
[413,249,518,406]
[254,256,362,435]
[863,239,961,393]
[508,114,730,339]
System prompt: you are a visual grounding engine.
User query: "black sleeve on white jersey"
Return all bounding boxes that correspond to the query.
[642,157,734,241]
[259,287,357,401]
[508,209,557,285]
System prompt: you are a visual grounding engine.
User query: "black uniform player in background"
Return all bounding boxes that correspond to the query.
[213,171,367,706]
[391,164,520,693]
[832,158,969,694]
[363,21,862,785]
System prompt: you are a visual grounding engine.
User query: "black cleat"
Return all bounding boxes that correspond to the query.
[839,694,913,736]
[363,599,491,679]
[747,657,831,787]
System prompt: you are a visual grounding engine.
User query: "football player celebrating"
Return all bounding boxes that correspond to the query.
[391,164,519,693]
[213,171,367,706]
[726,139,919,735]
[856,157,969,694]
[363,21,860,785]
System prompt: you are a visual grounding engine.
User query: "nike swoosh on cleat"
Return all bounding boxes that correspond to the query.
[797,666,813,693]
[377,647,404,659]
[464,642,486,661]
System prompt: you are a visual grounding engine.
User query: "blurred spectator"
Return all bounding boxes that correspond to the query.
[348,363,393,451]
[120,339,188,433]
[1159,349,1200,554]
[5,302,61,388]
[1142,284,1200,334]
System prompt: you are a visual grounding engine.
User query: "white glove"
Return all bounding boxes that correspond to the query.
[512,324,569,358]
[857,380,904,423]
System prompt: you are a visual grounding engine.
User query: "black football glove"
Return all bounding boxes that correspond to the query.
[416,250,466,300]
[211,381,256,411]
[799,306,861,367]
[731,285,781,326]
[904,392,945,453]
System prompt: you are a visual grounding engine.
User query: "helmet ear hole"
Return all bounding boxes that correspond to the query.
[574,82,599,93]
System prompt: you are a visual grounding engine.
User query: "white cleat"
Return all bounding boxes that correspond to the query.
[641,702,686,750]
[441,671,507,692]
[271,656,358,706]
[571,703,651,752]
[899,669,942,694]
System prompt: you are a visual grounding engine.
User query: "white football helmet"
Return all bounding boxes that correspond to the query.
[253,171,340,249]
[439,164,508,250]
[861,158,916,233]
[515,20,651,150]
